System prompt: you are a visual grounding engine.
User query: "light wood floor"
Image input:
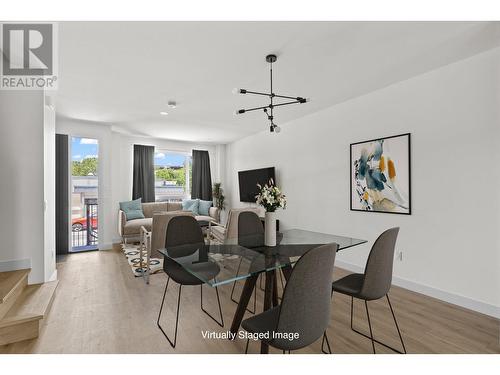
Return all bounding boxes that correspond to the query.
[1,246,498,354]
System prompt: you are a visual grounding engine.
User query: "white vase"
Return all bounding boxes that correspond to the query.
[264,211,277,246]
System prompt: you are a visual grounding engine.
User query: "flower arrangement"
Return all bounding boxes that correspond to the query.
[255,178,287,213]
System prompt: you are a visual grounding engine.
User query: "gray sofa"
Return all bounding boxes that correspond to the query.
[118,201,220,242]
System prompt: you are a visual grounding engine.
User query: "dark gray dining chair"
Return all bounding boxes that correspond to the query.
[241,243,338,354]
[230,211,265,313]
[237,211,265,248]
[157,215,224,348]
[331,227,406,354]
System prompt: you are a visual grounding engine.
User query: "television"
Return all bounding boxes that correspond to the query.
[238,167,276,203]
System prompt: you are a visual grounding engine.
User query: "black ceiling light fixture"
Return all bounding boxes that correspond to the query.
[233,54,309,133]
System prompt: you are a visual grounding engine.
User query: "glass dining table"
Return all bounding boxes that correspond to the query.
[158,228,366,353]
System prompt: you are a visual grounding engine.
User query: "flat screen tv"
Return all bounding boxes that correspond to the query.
[238,167,276,203]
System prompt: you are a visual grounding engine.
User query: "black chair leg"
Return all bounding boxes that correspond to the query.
[350,295,354,329]
[230,258,257,314]
[157,277,182,348]
[364,300,376,354]
[321,331,332,354]
[386,294,407,354]
[245,338,250,354]
[201,283,224,327]
[350,295,406,354]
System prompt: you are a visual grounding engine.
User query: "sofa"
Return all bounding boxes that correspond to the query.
[118,201,220,242]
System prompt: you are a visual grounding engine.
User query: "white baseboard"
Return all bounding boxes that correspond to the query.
[335,260,500,319]
[48,269,58,282]
[98,243,113,250]
[0,258,31,273]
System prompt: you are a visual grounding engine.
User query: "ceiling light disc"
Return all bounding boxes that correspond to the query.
[266,54,277,63]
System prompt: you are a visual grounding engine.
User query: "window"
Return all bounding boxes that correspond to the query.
[154,151,192,202]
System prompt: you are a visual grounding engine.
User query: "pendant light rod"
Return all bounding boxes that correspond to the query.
[236,99,307,115]
[236,99,308,115]
[237,89,306,101]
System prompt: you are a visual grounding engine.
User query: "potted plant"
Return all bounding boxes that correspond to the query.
[255,178,287,246]
[213,183,225,222]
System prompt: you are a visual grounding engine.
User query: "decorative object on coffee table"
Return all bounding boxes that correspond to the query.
[255,178,287,246]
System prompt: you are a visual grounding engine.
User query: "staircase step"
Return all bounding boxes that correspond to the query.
[0,269,29,320]
[0,280,58,345]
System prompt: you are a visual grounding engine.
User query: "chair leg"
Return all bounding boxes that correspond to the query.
[245,338,250,354]
[200,283,224,327]
[386,294,407,354]
[321,331,332,354]
[350,295,354,330]
[350,295,406,354]
[230,258,257,314]
[157,277,182,348]
[364,300,376,354]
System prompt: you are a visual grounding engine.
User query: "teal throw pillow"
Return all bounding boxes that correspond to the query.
[198,200,213,216]
[182,199,199,216]
[119,198,145,220]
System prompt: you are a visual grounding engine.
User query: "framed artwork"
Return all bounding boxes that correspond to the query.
[350,133,411,215]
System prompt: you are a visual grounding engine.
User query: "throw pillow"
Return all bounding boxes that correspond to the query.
[182,199,199,216]
[119,198,145,220]
[198,200,213,216]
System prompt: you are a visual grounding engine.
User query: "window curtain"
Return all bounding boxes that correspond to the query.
[191,150,212,200]
[132,144,155,202]
[55,134,69,254]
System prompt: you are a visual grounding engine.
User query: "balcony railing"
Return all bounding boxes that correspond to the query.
[71,198,98,251]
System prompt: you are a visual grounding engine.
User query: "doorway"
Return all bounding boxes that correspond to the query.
[70,137,99,252]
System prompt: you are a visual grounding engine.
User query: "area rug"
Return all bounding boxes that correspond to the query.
[121,243,163,277]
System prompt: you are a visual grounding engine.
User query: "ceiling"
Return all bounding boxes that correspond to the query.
[56,21,500,144]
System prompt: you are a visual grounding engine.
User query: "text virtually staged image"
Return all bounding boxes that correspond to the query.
[0,20,499,355]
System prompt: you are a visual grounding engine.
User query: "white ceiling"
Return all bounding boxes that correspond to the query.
[56,21,500,144]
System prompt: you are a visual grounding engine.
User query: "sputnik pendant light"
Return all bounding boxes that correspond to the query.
[233,54,309,133]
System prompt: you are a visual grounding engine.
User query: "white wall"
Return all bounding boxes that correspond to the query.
[226,48,500,317]
[0,90,47,283]
[44,99,57,281]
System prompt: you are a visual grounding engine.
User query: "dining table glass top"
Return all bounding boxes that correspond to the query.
[158,229,367,287]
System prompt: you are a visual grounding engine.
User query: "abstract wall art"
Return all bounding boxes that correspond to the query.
[350,133,411,215]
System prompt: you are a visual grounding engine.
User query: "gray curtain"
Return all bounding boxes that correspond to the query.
[56,134,69,254]
[132,144,155,202]
[192,150,212,200]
